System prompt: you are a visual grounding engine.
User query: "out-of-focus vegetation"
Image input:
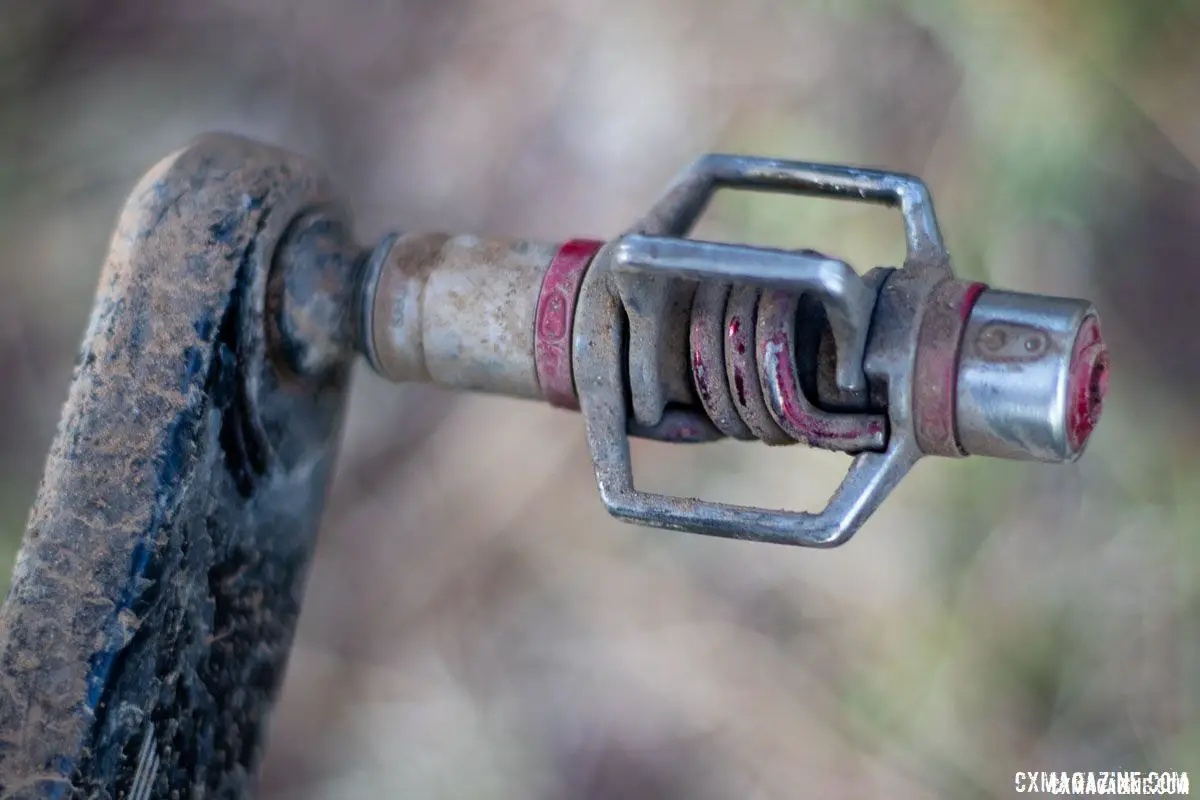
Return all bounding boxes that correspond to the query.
[0,1,1196,796]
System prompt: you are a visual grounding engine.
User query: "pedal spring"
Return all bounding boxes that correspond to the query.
[687,264,887,453]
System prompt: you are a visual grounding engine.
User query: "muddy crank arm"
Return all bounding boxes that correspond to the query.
[0,134,1108,797]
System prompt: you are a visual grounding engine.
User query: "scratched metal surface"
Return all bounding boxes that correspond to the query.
[0,134,351,798]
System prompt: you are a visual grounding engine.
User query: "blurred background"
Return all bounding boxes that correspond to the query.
[1,0,1198,797]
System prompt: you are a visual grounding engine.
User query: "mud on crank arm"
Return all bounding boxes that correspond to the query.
[0,134,1108,796]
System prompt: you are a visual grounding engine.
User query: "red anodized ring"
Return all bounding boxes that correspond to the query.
[1065,315,1109,453]
[912,279,988,457]
[534,238,605,410]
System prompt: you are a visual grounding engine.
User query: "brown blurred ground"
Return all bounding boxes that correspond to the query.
[1,1,1198,797]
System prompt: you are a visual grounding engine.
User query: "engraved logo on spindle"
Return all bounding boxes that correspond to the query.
[974,323,1053,362]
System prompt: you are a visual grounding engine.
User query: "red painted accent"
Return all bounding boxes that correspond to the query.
[961,285,983,323]
[1066,315,1108,452]
[728,317,746,354]
[726,315,752,408]
[912,280,987,456]
[758,318,885,447]
[659,422,701,442]
[534,238,604,409]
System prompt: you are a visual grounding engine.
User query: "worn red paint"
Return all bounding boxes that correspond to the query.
[692,347,712,403]
[728,317,746,354]
[960,284,985,323]
[662,424,700,441]
[759,331,884,447]
[647,413,712,443]
[1066,315,1108,451]
[912,280,987,456]
[733,370,747,407]
[534,238,604,409]
[726,315,752,407]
